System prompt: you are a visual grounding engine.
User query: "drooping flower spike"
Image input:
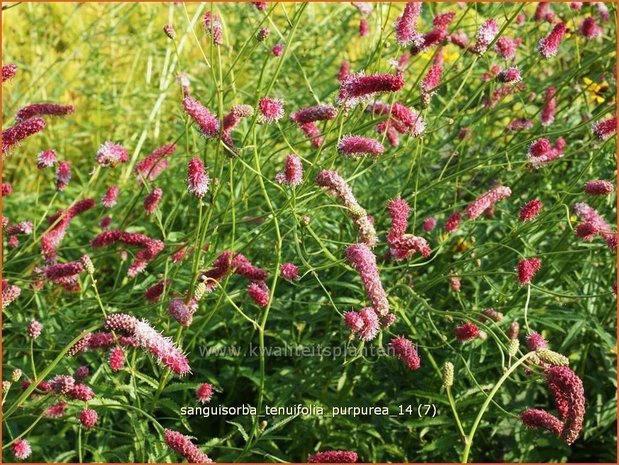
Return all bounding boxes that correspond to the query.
[337,135,384,158]
[275,154,303,187]
[2,117,46,156]
[538,22,566,59]
[183,97,219,138]
[466,185,512,220]
[15,103,74,122]
[41,198,95,260]
[389,336,421,370]
[345,243,389,317]
[339,72,404,107]
[308,450,358,463]
[187,157,210,199]
[394,3,422,46]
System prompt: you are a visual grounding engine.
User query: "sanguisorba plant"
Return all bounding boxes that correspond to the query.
[2,2,617,463]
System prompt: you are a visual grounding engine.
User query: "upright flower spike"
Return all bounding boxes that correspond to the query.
[187,158,209,199]
[15,103,74,122]
[183,97,219,138]
[517,257,542,285]
[203,11,223,46]
[275,154,303,186]
[258,97,285,123]
[338,60,350,82]
[144,187,163,215]
[472,19,499,55]
[394,2,422,46]
[339,72,405,107]
[527,137,565,169]
[280,262,299,281]
[55,161,72,191]
[345,243,389,317]
[272,43,284,56]
[580,16,602,40]
[592,116,616,140]
[247,281,270,307]
[420,49,444,106]
[540,87,557,126]
[466,185,512,220]
[27,320,43,339]
[445,211,462,233]
[538,22,566,59]
[359,18,369,37]
[389,336,421,370]
[308,451,358,463]
[102,185,120,208]
[164,429,212,463]
[2,117,46,156]
[134,143,176,183]
[495,36,520,60]
[519,199,543,222]
[337,135,384,158]
[387,197,431,259]
[526,331,548,350]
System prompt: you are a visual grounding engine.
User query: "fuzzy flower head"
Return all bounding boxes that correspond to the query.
[95,142,129,167]
[280,262,299,281]
[55,161,71,191]
[290,104,337,125]
[15,103,74,122]
[258,97,285,123]
[538,22,566,59]
[102,185,120,208]
[517,257,542,285]
[519,199,543,222]
[546,365,585,444]
[272,43,284,56]
[527,137,564,168]
[187,158,210,199]
[11,439,32,460]
[275,154,303,187]
[144,187,163,214]
[526,331,548,350]
[27,319,43,339]
[495,36,520,60]
[79,408,98,429]
[455,322,480,342]
[37,149,57,169]
[584,179,614,196]
[592,116,616,140]
[168,299,195,327]
[422,217,437,232]
[2,64,17,83]
[389,336,421,370]
[473,19,499,55]
[580,16,602,40]
[445,211,462,233]
[344,307,380,341]
[247,281,270,308]
[497,67,522,83]
[196,383,214,403]
[338,135,384,158]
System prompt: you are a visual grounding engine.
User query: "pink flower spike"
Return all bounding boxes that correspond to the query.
[2,117,46,156]
[11,439,32,460]
[345,243,389,317]
[338,60,350,82]
[144,187,163,215]
[466,185,512,220]
[517,257,542,285]
[344,307,379,341]
[280,262,299,281]
[203,11,223,45]
[258,97,285,123]
[275,154,303,186]
[196,383,214,403]
[338,135,384,158]
[102,185,120,208]
[497,67,521,83]
[580,16,602,39]
[15,103,74,122]
[134,143,176,183]
[339,72,405,107]
[308,450,358,463]
[545,365,585,444]
[183,97,219,138]
[541,87,557,126]
[359,18,369,37]
[37,149,57,169]
[96,141,129,167]
[145,279,170,302]
[592,116,616,140]
[389,336,421,370]
[168,299,195,327]
[247,281,270,308]
[445,211,462,233]
[519,199,543,222]
[538,22,566,59]
[2,64,17,83]
[187,158,210,199]
[495,36,520,60]
[423,217,437,232]
[109,347,125,372]
[394,2,422,46]
[252,2,268,11]
[455,322,480,342]
[164,429,212,463]
[27,320,43,339]
[584,180,614,196]
[55,161,71,191]
[521,408,563,437]
[526,331,548,350]
[290,104,337,125]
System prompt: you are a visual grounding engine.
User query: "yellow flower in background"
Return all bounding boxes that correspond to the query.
[583,77,608,104]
